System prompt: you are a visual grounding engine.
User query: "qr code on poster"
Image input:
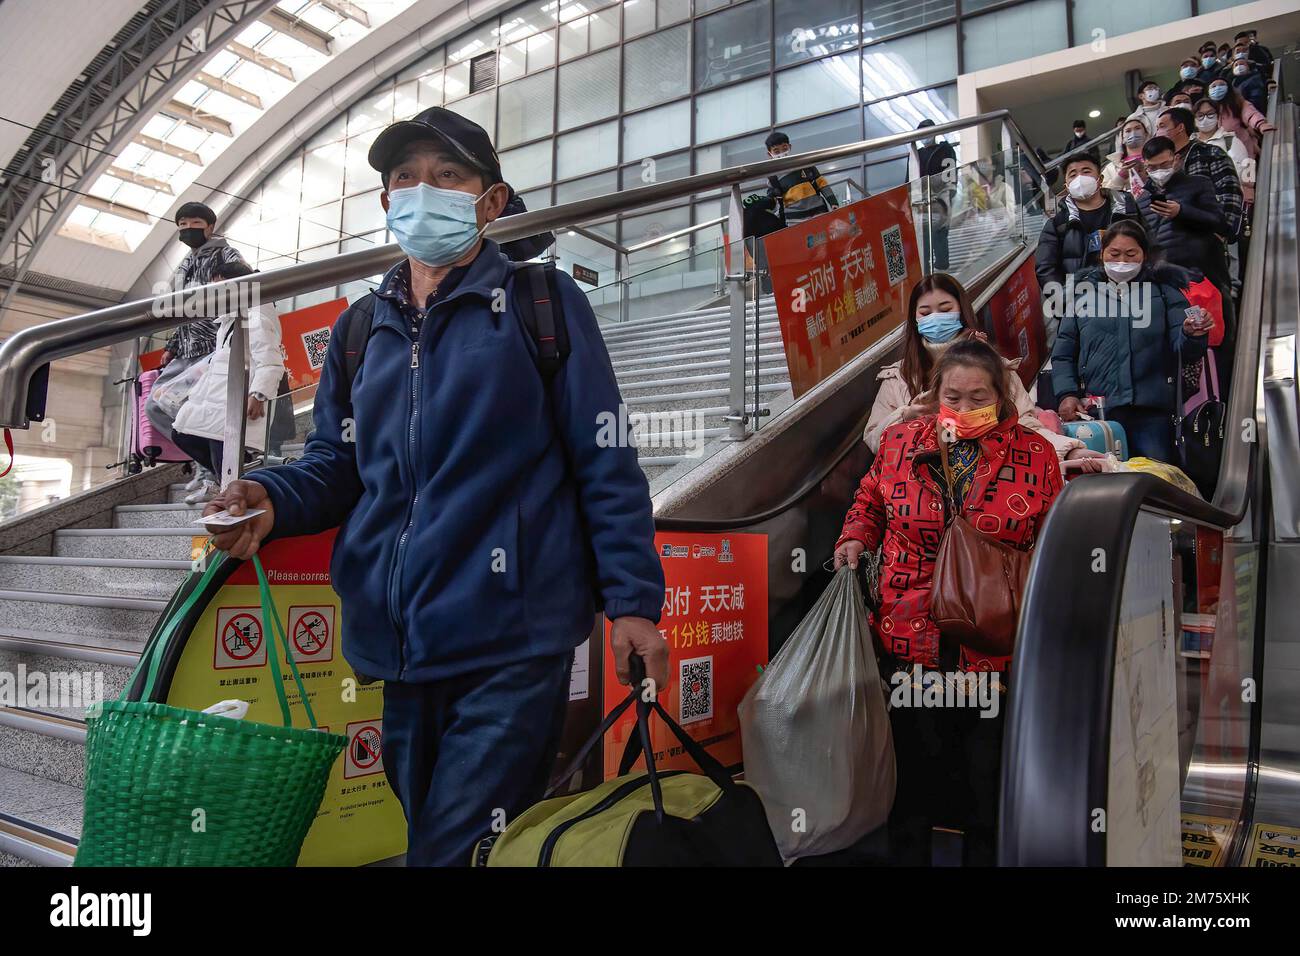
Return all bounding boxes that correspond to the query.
[881,224,907,286]
[679,656,713,725]
[301,327,332,371]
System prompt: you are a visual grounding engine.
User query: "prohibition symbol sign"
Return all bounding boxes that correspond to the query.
[214,607,266,669]
[287,605,335,663]
[224,615,261,659]
[293,612,328,655]
[345,719,383,778]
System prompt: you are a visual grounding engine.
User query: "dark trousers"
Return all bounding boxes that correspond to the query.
[381,651,573,866]
[884,661,1008,867]
[1108,405,1176,462]
[171,430,223,475]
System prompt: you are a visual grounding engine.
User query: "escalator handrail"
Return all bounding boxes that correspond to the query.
[0,109,1046,430]
[999,75,1289,865]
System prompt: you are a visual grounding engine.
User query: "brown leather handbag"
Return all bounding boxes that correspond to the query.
[929,444,1031,657]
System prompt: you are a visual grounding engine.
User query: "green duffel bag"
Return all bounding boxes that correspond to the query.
[474,658,781,867]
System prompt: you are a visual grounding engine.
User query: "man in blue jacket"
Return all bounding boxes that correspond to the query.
[203,107,668,865]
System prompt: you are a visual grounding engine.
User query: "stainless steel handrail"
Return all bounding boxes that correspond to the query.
[0,108,1045,427]
[1041,122,1125,173]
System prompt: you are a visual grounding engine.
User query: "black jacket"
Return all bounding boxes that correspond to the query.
[1137,170,1229,282]
[1035,190,1141,289]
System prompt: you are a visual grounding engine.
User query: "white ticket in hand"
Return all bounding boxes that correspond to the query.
[195,508,266,527]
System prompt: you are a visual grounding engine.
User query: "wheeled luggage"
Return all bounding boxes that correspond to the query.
[1063,414,1129,459]
[134,368,189,466]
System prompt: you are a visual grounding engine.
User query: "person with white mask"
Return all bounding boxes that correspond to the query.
[1052,220,1211,462]
[1035,153,1140,291]
[1193,98,1253,197]
[1128,79,1166,135]
[862,273,1102,470]
[1101,119,1151,200]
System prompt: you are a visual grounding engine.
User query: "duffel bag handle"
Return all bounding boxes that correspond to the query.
[543,685,637,798]
[619,655,738,798]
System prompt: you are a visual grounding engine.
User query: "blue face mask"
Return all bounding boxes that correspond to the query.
[916,311,964,343]
[385,182,489,267]
[1209,84,1228,101]
[1181,66,1197,79]
[1202,56,1217,68]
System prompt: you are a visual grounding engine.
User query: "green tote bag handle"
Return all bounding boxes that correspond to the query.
[123,549,319,729]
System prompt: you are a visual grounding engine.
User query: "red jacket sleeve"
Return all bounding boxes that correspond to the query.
[837,454,888,551]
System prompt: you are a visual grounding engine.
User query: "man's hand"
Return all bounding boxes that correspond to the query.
[1059,396,1084,422]
[610,616,668,695]
[202,479,275,560]
[1150,198,1181,219]
[246,395,265,421]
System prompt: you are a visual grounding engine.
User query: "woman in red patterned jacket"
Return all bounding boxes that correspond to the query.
[833,338,1063,865]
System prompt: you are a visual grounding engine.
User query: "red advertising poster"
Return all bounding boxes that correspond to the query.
[981,257,1045,389]
[279,297,350,390]
[602,531,768,778]
[763,185,921,398]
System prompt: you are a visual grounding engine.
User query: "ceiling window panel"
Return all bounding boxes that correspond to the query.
[695,0,772,92]
[623,100,691,160]
[861,26,957,103]
[775,52,861,123]
[557,120,619,178]
[775,0,860,67]
[498,71,556,148]
[558,48,620,130]
[694,76,770,142]
[962,0,1068,74]
[499,139,554,191]
[623,25,690,111]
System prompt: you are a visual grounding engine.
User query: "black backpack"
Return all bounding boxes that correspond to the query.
[339,261,570,388]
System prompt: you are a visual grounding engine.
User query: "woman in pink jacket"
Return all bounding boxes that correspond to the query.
[1207,77,1274,161]
[863,273,1107,474]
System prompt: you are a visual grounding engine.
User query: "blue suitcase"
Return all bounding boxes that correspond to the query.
[1063,417,1128,459]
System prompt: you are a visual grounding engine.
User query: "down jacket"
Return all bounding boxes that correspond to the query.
[172,305,286,450]
[838,415,1062,672]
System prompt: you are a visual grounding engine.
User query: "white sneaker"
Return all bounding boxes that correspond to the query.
[184,480,219,505]
[183,471,204,492]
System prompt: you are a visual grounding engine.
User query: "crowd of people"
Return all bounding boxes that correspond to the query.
[834,27,1277,863]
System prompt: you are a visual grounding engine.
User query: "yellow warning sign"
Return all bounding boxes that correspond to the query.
[1247,822,1300,867]
[1180,813,1234,867]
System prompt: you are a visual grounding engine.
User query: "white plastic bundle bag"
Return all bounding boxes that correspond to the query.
[738,565,895,861]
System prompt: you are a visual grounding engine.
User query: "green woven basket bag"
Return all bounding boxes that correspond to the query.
[75,552,347,866]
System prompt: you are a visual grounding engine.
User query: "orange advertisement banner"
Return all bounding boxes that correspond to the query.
[602,531,768,778]
[763,185,921,398]
[981,257,1045,389]
[280,297,350,390]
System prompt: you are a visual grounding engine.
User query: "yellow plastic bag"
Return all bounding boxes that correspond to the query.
[1119,457,1202,497]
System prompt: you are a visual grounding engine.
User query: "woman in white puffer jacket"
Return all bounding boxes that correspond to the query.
[172,267,285,502]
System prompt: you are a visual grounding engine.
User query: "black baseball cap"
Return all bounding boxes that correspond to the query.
[368,107,503,188]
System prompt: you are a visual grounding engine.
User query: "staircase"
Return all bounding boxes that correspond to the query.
[0,295,791,866]
[0,485,202,866]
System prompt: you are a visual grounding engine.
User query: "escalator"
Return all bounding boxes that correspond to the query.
[0,63,1293,868]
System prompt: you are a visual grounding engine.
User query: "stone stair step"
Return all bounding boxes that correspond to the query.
[54,528,200,562]
[113,502,208,529]
[0,590,166,642]
[0,556,189,599]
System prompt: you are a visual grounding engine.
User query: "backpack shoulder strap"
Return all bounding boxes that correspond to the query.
[511,261,570,383]
[341,293,377,387]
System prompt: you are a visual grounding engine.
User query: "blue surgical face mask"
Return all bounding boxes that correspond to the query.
[916,311,964,344]
[385,182,489,267]
[1209,84,1228,101]
[1181,66,1197,79]
[1202,56,1217,68]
